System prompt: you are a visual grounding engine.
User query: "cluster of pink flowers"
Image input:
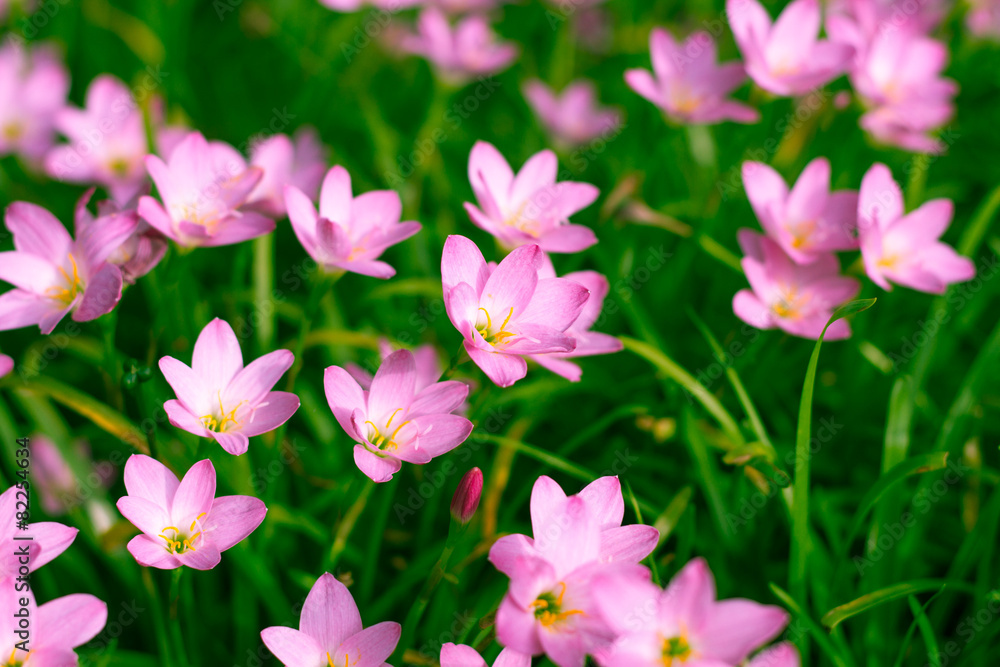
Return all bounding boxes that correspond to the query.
[733,158,974,340]
[0,486,108,662]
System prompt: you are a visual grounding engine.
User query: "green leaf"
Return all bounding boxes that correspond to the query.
[769,583,853,667]
[822,579,974,629]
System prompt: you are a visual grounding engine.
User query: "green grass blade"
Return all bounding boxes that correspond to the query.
[769,583,853,667]
[822,579,974,629]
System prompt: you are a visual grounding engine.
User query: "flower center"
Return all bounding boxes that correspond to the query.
[158,512,207,554]
[45,252,84,307]
[2,122,23,141]
[787,219,817,249]
[503,201,541,237]
[171,202,220,231]
[474,307,516,346]
[326,650,359,667]
[771,284,810,320]
[661,635,693,665]
[364,407,409,453]
[530,582,584,627]
[108,156,131,177]
[200,391,246,433]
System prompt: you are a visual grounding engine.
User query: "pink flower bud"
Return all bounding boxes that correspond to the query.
[450,468,483,524]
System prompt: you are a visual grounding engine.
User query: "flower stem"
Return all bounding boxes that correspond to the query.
[285,270,343,392]
[442,344,469,380]
[167,568,189,666]
[141,568,174,666]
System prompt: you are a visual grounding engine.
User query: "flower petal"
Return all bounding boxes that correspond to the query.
[301,572,364,652]
[203,495,268,552]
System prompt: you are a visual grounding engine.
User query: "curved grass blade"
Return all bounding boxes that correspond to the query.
[769,583,853,667]
[822,579,975,629]
[892,589,947,667]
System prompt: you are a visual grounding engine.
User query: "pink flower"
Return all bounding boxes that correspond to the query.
[347,340,444,394]
[625,29,758,125]
[523,79,621,148]
[262,572,400,667]
[285,165,421,279]
[0,486,78,580]
[849,32,957,154]
[399,9,518,85]
[441,643,531,667]
[0,355,11,378]
[749,642,801,667]
[158,318,300,455]
[527,255,622,382]
[733,229,859,340]
[116,455,267,570]
[826,0,946,60]
[0,587,107,665]
[451,467,483,524]
[487,476,658,667]
[967,0,1000,39]
[0,200,137,334]
[246,127,328,218]
[0,42,69,163]
[858,163,974,294]
[728,0,854,96]
[465,142,600,253]
[319,0,420,11]
[590,558,789,667]
[44,75,149,204]
[441,236,591,387]
[324,349,474,482]
[742,158,859,264]
[75,188,167,284]
[139,131,274,248]
[28,436,113,516]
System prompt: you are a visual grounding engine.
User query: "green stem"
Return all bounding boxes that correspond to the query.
[141,569,174,667]
[167,569,189,665]
[253,234,276,354]
[100,310,123,411]
[285,271,343,392]
[442,344,469,380]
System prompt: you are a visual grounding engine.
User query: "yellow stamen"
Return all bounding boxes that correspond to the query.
[531,582,585,627]
[200,392,246,433]
[45,253,84,306]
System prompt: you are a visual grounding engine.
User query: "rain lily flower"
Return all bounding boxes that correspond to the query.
[0,200,136,334]
[0,355,11,378]
[967,0,1000,39]
[727,0,854,96]
[399,9,518,85]
[826,0,946,60]
[528,256,622,382]
[733,229,859,340]
[625,29,758,125]
[324,349,474,482]
[29,436,113,516]
[591,558,789,667]
[159,318,300,455]
[489,476,660,577]
[742,158,859,264]
[75,188,166,284]
[44,75,149,204]
[849,32,957,154]
[441,643,531,667]
[0,41,69,164]
[116,455,267,570]
[0,587,107,665]
[285,165,422,279]
[139,131,274,248]
[523,79,621,148]
[450,467,483,524]
[441,236,591,387]
[0,486,78,580]
[246,127,328,218]
[858,163,974,294]
[464,142,600,253]
[262,572,400,667]
[487,476,657,667]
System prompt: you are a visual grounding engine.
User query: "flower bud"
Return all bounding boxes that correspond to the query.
[450,467,483,525]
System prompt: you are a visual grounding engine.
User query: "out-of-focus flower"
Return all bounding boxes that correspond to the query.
[858,163,974,294]
[399,8,518,85]
[742,158,859,264]
[442,236,590,387]
[0,486,78,579]
[849,32,957,154]
[487,476,657,667]
[0,588,107,665]
[75,188,167,284]
[451,467,483,524]
[139,131,274,248]
[261,572,401,667]
[728,0,854,96]
[30,436,114,516]
[528,256,622,382]
[246,127,327,218]
[319,0,420,11]
[44,75,149,204]
[967,0,1000,38]
[441,643,531,667]
[733,229,859,340]
[324,349,473,482]
[523,79,621,148]
[590,558,789,667]
[159,318,300,455]
[626,29,758,125]
[0,200,136,334]
[117,456,266,570]
[465,141,600,253]
[826,0,946,60]
[0,41,69,164]
[0,354,11,378]
[285,165,421,278]
[749,642,802,667]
